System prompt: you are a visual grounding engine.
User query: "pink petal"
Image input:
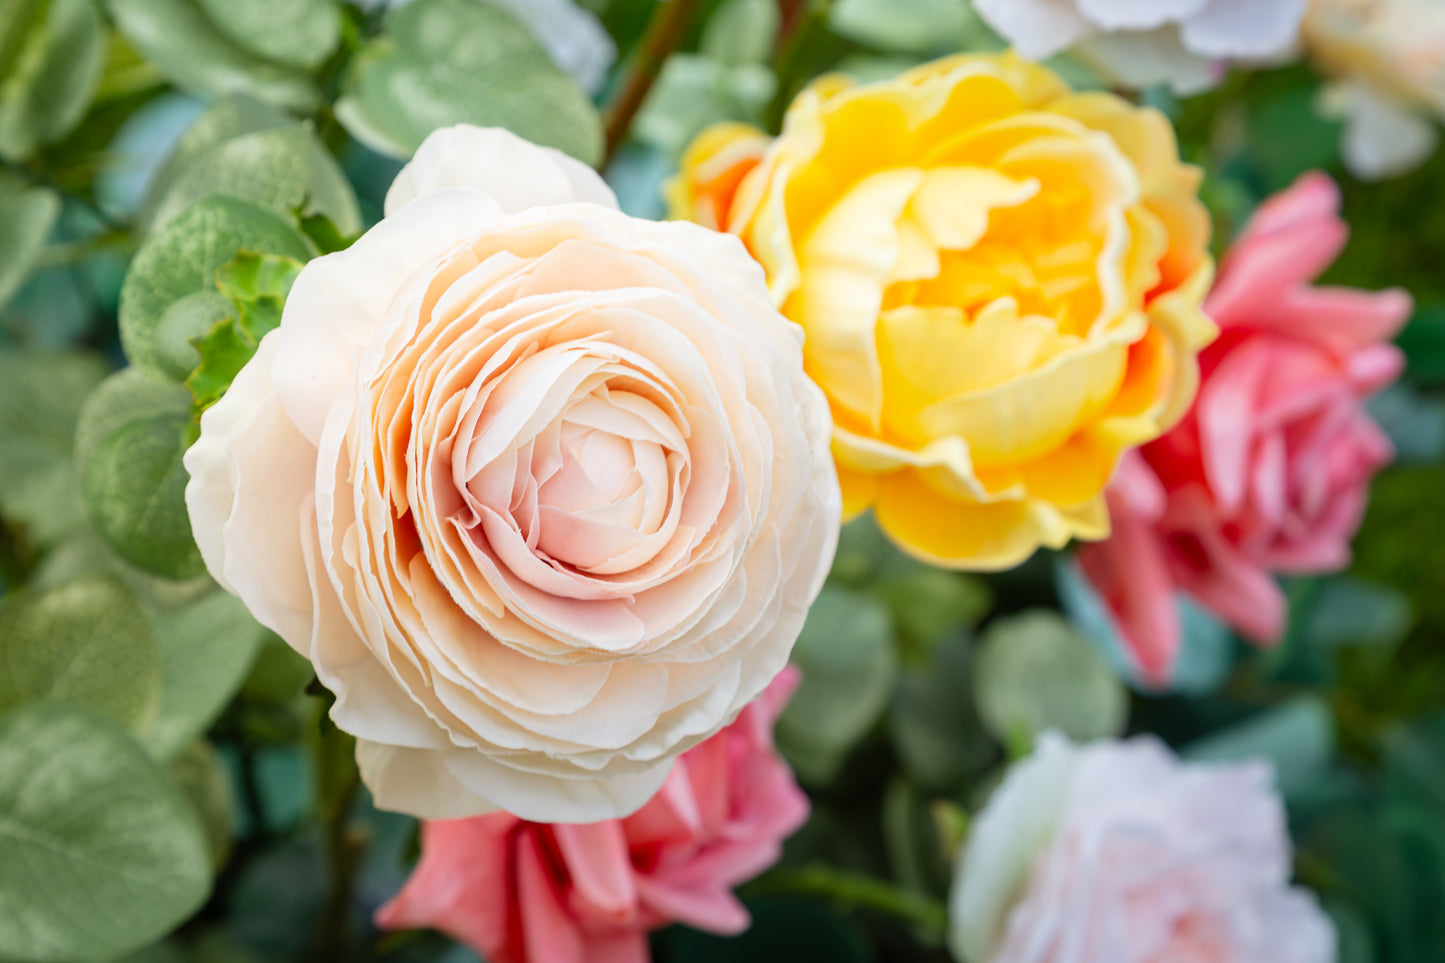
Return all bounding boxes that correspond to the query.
[551,821,639,923]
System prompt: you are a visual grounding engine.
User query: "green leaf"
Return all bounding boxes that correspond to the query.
[0,0,48,84]
[144,591,267,759]
[829,0,978,54]
[1184,696,1335,801]
[888,635,993,790]
[103,0,319,111]
[144,122,360,236]
[0,576,161,731]
[874,567,990,655]
[0,170,60,312]
[185,251,303,412]
[0,701,210,962]
[632,54,775,156]
[168,739,235,870]
[119,195,309,379]
[0,0,107,161]
[973,610,1128,749]
[701,0,779,67]
[1305,576,1414,650]
[777,584,897,785]
[75,369,206,579]
[335,0,603,165]
[0,348,108,545]
[195,0,340,69]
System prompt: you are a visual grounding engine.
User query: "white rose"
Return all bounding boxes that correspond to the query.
[950,733,1336,963]
[976,0,1309,94]
[184,125,840,823]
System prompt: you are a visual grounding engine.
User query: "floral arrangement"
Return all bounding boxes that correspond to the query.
[1,2,1442,962]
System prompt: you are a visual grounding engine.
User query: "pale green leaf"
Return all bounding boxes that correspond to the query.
[168,739,234,870]
[104,0,318,111]
[0,170,60,312]
[145,122,360,236]
[0,576,161,731]
[0,0,106,160]
[195,0,340,69]
[75,369,205,579]
[118,195,308,379]
[0,701,210,962]
[335,0,603,165]
[701,0,779,67]
[973,610,1128,748]
[0,349,108,545]
[144,592,267,759]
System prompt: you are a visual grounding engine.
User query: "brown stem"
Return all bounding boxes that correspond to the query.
[601,0,702,168]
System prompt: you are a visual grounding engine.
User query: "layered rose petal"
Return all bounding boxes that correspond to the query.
[376,670,809,963]
[674,54,1215,571]
[950,733,1336,963]
[185,125,840,822]
[1077,172,1410,683]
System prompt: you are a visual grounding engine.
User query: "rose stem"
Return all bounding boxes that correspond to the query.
[601,0,702,169]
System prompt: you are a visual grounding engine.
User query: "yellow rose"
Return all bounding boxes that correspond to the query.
[672,54,1216,570]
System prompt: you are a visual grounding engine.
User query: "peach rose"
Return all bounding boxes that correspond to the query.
[183,125,840,822]
[950,733,1336,963]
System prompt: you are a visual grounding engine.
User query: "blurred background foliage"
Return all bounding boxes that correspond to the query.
[1,1,1443,962]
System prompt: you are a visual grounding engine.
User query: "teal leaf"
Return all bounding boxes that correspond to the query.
[335,0,603,165]
[1184,696,1335,801]
[0,701,210,962]
[0,576,161,732]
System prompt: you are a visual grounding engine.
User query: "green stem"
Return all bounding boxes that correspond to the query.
[314,723,363,961]
[601,0,702,168]
[748,863,950,934]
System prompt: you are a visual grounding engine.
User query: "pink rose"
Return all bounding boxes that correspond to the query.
[949,733,1336,963]
[375,668,808,963]
[1078,172,1411,683]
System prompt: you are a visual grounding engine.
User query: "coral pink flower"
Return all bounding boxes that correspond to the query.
[375,669,809,963]
[1079,172,1411,684]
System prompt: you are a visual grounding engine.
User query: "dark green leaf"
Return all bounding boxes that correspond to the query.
[888,635,993,790]
[1184,696,1335,801]
[0,576,161,731]
[0,701,210,962]
[335,0,603,165]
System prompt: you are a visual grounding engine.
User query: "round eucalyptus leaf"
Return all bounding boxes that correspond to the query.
[0,576,161,732]
[0,701,210,962]
[0,0,107,161]
[144,591,268,760]
[335,0,603,165]
[104,0,318,111]
[195,0,340,69]
[168,739,234,870]
[76,370,205,580]
[118,195,308,379]
[0,172,60,312]
[973,610,1128,748]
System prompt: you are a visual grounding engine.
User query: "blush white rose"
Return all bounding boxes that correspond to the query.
[950,733,1336,963]
[976,0,1309,94]
[184,125,840,823]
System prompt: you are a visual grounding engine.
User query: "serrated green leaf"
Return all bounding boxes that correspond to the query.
[777,584,897,784]
[76,369,205,579]
[0,0,106,161]
[195,0,340,69]
[0,701,211,962]
[104,0,319,111]
[145,123,360,236]
[297,211,360,255]
[973,610,1128,749]
[0,576,161,731]
[119,195,308,379]
[144,591,267,759]
[0,170,60,312]
[335,0,603,165]
[186,251,303,411]
[0,349,108,545]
